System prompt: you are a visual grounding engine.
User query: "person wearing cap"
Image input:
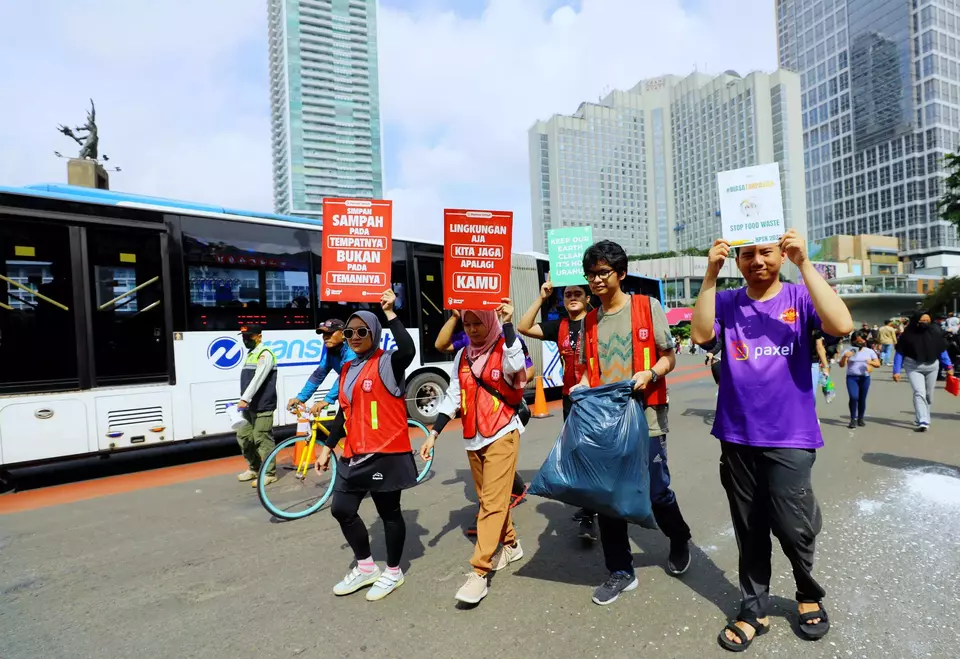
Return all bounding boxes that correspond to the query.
[236,324,278,487]
[287,319,357,415]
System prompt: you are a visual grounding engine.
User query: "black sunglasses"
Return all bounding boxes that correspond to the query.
[342,327,370,339]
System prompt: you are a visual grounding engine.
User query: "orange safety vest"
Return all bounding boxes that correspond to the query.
[338,350,411,458]
[458,338,525,440]
[583,295,668,406]
[557,317,587,396]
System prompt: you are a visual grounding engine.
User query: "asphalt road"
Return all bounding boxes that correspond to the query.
[1,355,959,659]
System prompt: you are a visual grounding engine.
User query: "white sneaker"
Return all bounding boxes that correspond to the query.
[366,569,404,601]
[333,565,381,596]
[455,572,489,604]
[491,541,524,571]
[237,469,257,482]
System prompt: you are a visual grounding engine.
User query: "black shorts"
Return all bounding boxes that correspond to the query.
[334,452,418,493]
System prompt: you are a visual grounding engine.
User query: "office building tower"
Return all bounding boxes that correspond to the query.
[776,0,960,252]
[268,0,383,216]
[529,70,807,255]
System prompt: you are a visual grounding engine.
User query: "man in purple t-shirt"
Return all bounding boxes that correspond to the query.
[691,229,853,652]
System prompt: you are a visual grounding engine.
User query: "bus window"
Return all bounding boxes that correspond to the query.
[0,218,78,392]
[182,217,312,331]
[86,226,168,385]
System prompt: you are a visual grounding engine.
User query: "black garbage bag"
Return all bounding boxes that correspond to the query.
[529,381,655,527]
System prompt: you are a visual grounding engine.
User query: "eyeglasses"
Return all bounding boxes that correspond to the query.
[342,327,370,339]
[320,332,336,339]
[584,269,617,282]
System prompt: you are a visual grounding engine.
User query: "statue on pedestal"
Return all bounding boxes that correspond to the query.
[57,99,101,161]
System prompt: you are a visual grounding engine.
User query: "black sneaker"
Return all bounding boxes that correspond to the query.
[592,572,638,606]
[666,539,691,576]
[578,516,597,541]
[847,419,856,429]
[857,419,865,427]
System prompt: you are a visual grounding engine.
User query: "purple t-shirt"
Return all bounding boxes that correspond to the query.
[713,283,824,449]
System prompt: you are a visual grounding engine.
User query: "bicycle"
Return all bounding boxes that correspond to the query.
[256,406,434,521]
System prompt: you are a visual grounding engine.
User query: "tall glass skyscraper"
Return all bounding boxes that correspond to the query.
[268,0,383,216]
[776,0,960,252]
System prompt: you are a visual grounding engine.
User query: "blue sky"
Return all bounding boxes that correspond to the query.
[0,0,774,251]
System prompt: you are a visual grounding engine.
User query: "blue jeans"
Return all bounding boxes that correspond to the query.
[846,374,870,420]
[880,344,894,365]
[597,433,692,575]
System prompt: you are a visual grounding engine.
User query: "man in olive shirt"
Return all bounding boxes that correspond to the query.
[574,240,693,607]
[877,320,898,366]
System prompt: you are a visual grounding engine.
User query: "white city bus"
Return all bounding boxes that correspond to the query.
[0,184,551,469]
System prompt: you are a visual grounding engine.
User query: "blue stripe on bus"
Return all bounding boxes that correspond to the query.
[277,361,322,368]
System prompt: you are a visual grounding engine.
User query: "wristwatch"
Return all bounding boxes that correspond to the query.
[648,369,659,384]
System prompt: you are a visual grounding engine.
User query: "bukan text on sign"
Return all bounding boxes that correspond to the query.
[443,208,513,309]
[321,198,393,303]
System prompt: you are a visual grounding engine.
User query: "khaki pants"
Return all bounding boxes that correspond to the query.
[236,410,276,477]
[467,429,520,575]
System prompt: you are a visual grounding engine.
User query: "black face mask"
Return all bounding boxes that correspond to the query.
[917,322,930,329]
[243,338,257,350]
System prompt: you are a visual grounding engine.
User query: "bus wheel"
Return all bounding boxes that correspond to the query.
[406,372,447,425]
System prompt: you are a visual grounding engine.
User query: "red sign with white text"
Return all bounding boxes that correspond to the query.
[321,198,393,303]
[443,208,513,309]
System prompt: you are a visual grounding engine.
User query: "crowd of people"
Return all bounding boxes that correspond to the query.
[224,230,959,653]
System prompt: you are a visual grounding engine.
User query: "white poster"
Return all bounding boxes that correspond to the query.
[716,162,785,247]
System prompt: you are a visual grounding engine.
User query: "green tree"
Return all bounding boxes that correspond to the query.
[921,276,960,315]
[670,325,691,340]
[936,153,960,238]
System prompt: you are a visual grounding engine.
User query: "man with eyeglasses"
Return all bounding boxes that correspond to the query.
[570,240,693,607]
[287,319,358,416]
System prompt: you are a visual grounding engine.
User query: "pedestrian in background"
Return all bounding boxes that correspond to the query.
[235,324,278,488]
[840,331,880,428]
[877,320,898,367]
[893,310,954,432]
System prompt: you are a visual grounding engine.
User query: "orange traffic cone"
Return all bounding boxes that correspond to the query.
[531,375,551,418]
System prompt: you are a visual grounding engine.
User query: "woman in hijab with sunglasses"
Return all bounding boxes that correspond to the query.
[892,309,954,432]
[421,298,528,605]
[314,289,417,601]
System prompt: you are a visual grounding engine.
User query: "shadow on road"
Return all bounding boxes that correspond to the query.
[681,408,716,426]
[426,470,541,549]
[360,508,431,574]
[861,452,960,479]
[820,416,916,430]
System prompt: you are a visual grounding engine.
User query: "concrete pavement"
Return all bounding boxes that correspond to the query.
[1,355,958,659]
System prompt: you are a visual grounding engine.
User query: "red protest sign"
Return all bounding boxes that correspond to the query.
[443,208,513,309]
[321,198,392,303]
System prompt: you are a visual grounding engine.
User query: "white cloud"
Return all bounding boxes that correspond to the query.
[0,0,271,211]
[379,0,777,249]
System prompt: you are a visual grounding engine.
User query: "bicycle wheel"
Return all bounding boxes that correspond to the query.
[257,436,337,520]
[408,418,433,483]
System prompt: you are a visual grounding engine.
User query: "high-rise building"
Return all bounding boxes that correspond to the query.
[776,0,960,252]
[268,0,383,217]
[529,70,807,255]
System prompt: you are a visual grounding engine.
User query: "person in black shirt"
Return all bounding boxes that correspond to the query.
[517,278,590,419]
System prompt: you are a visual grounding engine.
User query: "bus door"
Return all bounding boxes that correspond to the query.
[85,226,169,386]
[413,253,450,364]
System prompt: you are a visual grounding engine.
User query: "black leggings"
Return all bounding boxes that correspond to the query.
[331,489,405,568]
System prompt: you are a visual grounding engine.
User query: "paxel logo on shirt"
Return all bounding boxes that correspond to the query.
[730,340,795,360]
